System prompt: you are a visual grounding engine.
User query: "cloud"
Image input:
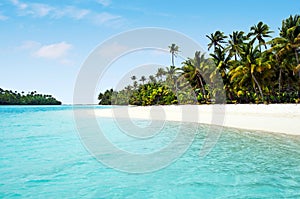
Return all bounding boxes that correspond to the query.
[53,6,90,20]
[18,40,41,50]
[10,0,88,19]
[17,41,73,65]
[33,42,72,59]
[9,0,125,27]
[10,0,28,10]
[0,13,8,21]
[29,3,53,17]
[96,0,112,7]
[11,0,53,17]
[93,12,122,25]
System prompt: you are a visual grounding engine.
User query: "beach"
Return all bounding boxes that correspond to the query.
[94,104,300,135]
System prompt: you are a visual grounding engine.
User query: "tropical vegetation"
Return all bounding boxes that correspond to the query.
[98,15,300,105]
[0,88,62,105]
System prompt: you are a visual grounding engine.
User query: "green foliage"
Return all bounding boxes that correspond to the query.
[0,88,61,105]
[129,83,178,106]
[98,83,178,106]
[98,89,114,105]
[98,15,300,105]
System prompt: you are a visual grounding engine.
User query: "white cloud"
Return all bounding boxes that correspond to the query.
[11,0,52,17]
[53,6,90,20]
[10,0,28,10]
[17,41,73,65]
[10,1,88,20]
[74,9,90,19]
[93,12,121,25]
[0,13,8,21]
[30,3,53,17]
[18,40,41,50]
[96,0,111,7]
[34,42,72,59]
[9,0,125,27]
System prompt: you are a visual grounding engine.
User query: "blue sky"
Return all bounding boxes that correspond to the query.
[0,0,299,104]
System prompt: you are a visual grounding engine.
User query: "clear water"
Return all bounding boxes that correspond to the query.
[1,106,300,198]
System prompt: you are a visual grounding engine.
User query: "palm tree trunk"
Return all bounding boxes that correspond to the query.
[295,49,299,64]
[294,49,300,77]
[278,68,282,93]
[174,78,178,96]
[172,53,174,66]
[252,73,264,100]
[197,72,206,98]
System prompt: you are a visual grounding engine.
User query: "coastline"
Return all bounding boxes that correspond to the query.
[94,104,300,136]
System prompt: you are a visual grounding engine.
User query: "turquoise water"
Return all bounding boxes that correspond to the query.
[1,106,300,198]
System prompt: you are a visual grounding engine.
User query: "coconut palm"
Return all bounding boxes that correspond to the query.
[133,81,138,90]
[139,76,147,85]
[248,21,273,52]
[148,75,156,83]
[281,15,300,64]
[165,66,180,84]
[131,75,136,81]
[229,43,272,100]
[168,43,180,66]
[206,31,228,51]
[124,85,132,91]
[268,15,300,77]
[267,38,297,92]
[280,15,300,39]
[181,51,209,98]
[227,31,246,60]
[165,65,180,93]
[155,67,165,81]
[210,47,231,81]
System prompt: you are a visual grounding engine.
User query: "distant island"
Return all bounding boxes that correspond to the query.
[98,15,300,105]
[0,88,61,105]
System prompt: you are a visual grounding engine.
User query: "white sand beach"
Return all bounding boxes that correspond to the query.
[94,104,300,135]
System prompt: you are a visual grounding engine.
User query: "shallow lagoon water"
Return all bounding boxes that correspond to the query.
[1,106,300,198]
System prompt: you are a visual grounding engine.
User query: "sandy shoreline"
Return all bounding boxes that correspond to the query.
[94,104,300,135]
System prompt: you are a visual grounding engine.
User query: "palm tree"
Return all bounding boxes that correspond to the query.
[267,38,296,92]
[229,43,272,100]
[247,21,273,52]
[124,85,132,91]
[133,81,138,90]
[281,15,300,75]
[148,75,156,83]
[155,67,165,81]
[279,15,300,39]
[165,66,180,92]
[210,47,231,78]
[210,47,232,97]
[181,51,209,98]
[131,75,136,81]
[139,76,146,85]
[268,15,300,77]
[206,31,228,51]
[227,31,246,61]
[168,43,180,66]
[165,66,180,83]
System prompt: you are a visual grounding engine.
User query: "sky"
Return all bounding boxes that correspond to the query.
[0,0,299,104]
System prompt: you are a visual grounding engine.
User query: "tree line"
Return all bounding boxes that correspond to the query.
[99,15,300,105]
[0,88,62,105]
